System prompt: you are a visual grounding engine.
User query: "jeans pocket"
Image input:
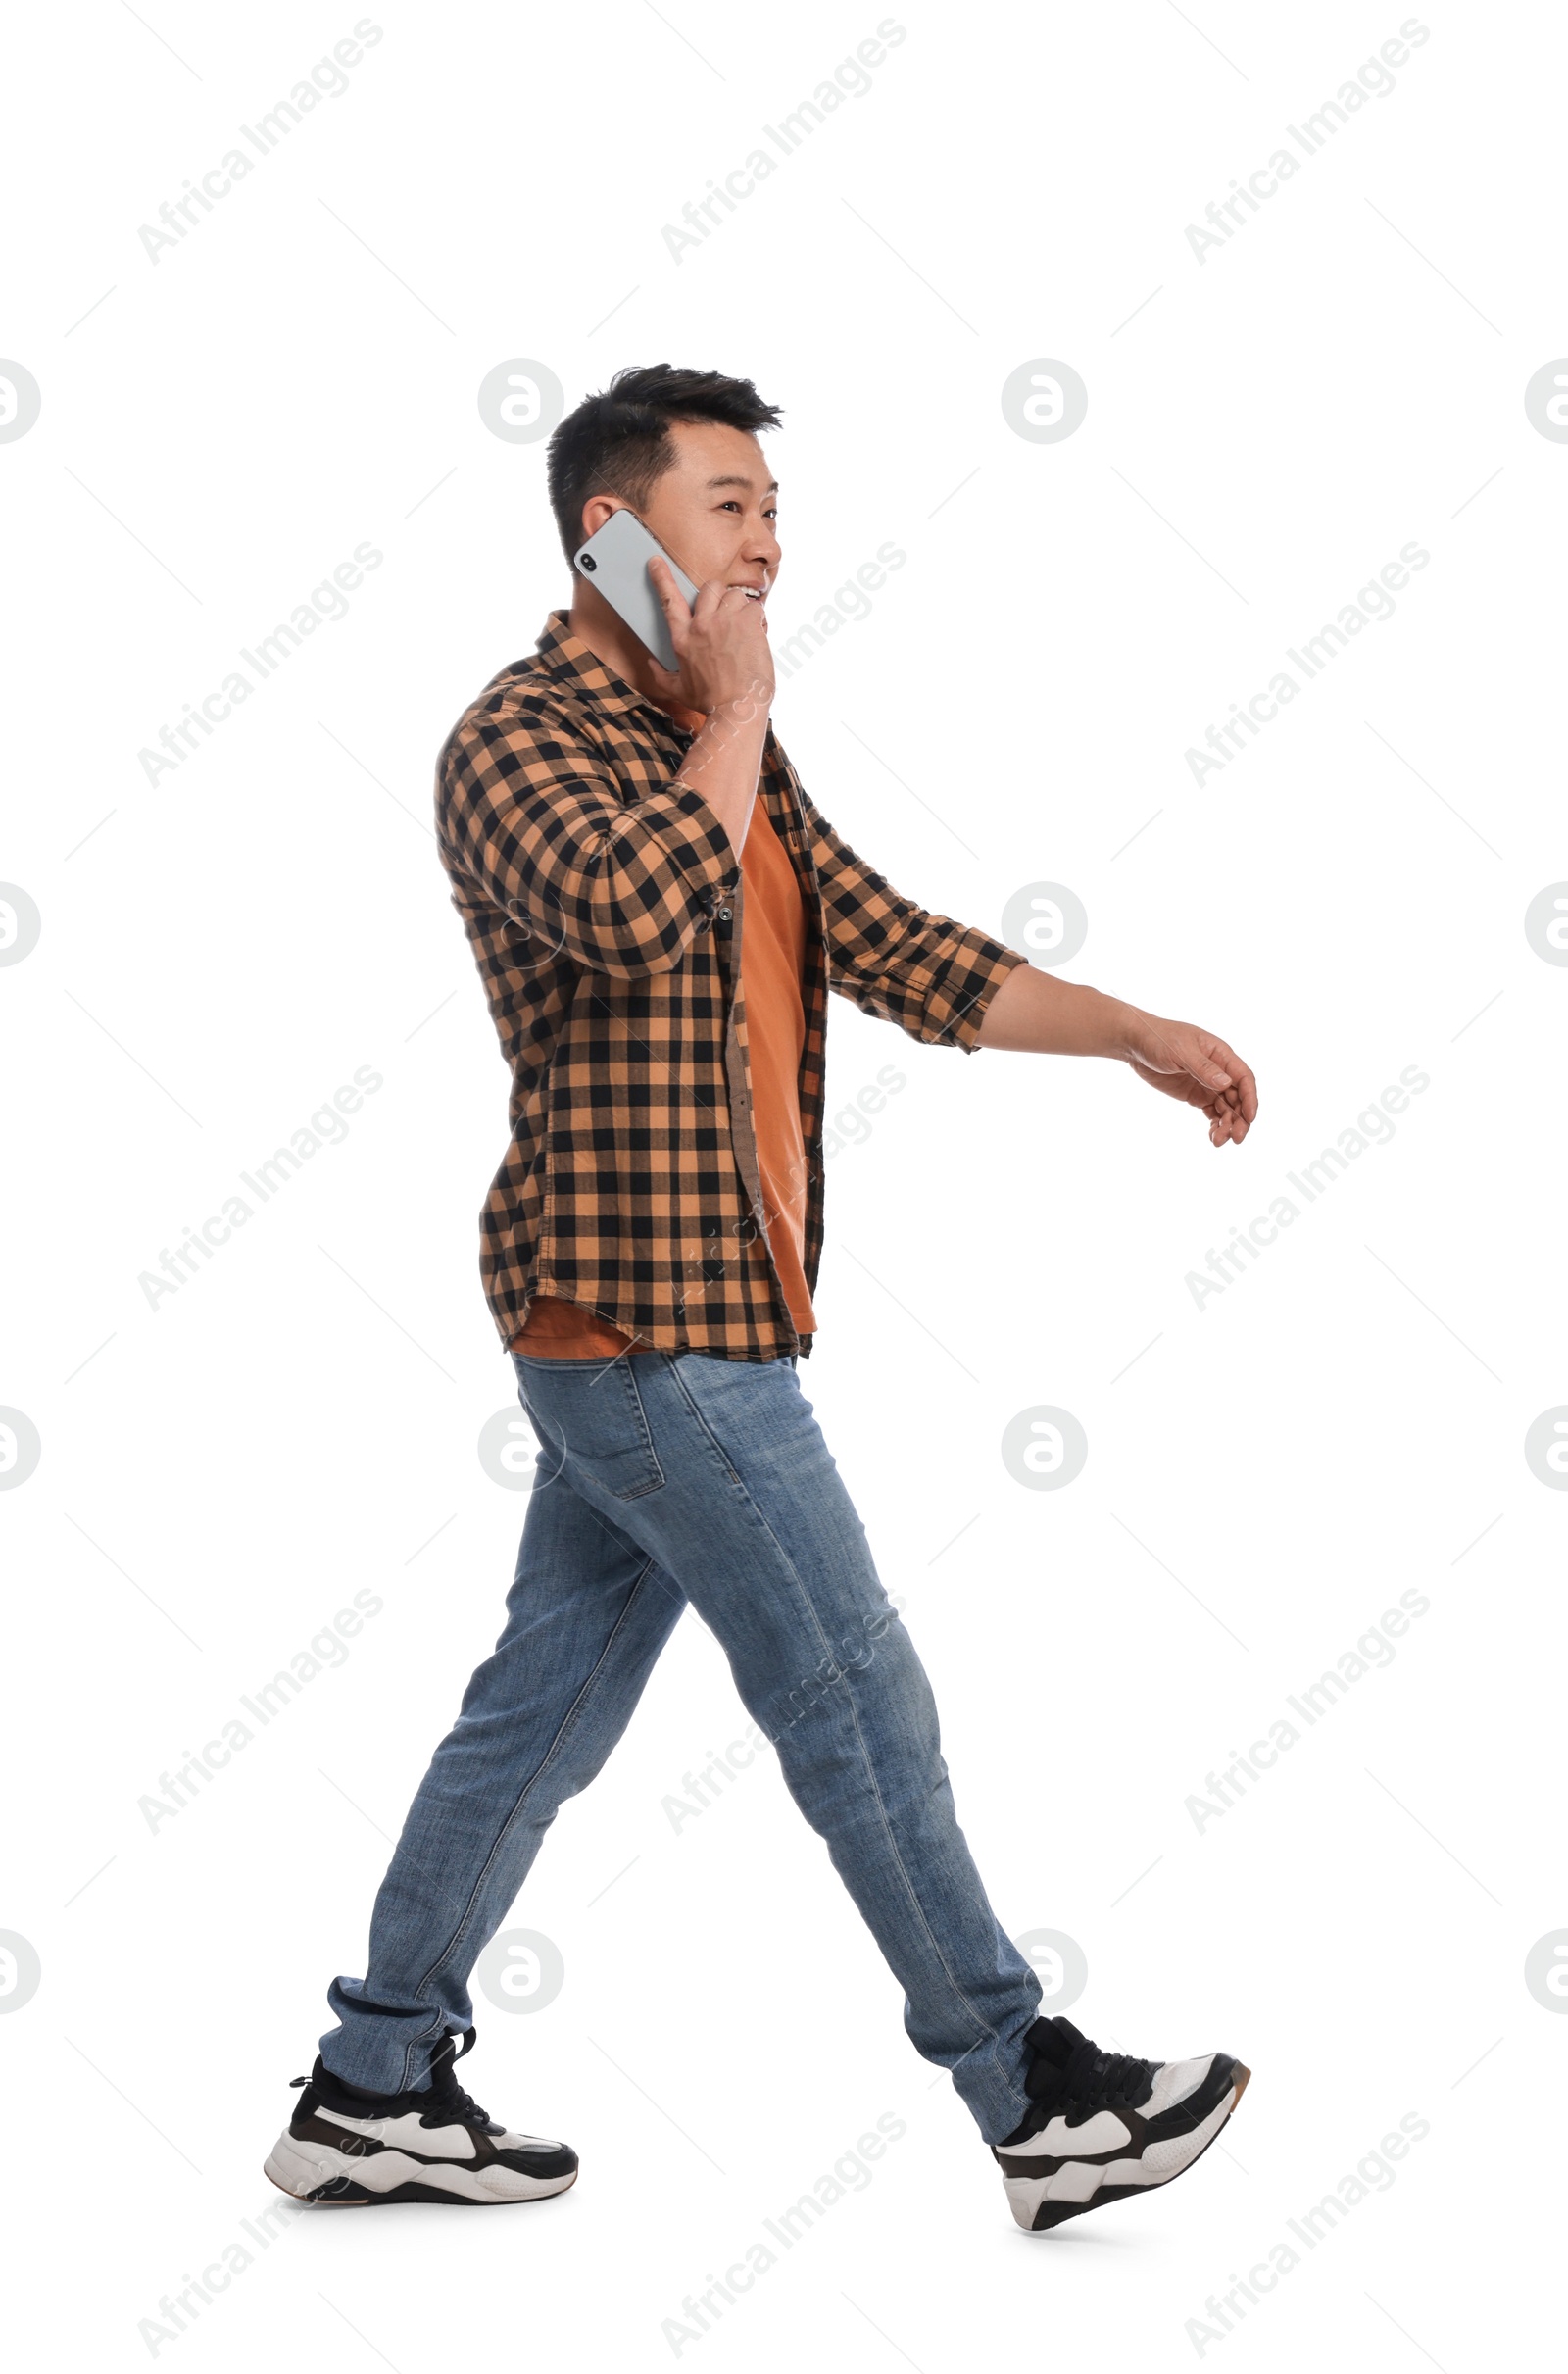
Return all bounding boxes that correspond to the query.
[517,1357,665,1501]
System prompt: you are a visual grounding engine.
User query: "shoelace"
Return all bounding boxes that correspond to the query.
[293,2023,500,2130]
[421,2025,502,2133]
[1059,2037,1159,2114]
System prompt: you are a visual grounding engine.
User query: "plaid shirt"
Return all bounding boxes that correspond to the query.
[435,610,1028,1361]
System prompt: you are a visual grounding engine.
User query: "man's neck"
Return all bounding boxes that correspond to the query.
[566,596,694,723]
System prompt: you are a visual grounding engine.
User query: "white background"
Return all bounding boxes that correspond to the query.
[3,1,1564,2365]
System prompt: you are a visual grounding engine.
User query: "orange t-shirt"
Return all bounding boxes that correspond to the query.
[511,733,816,1359]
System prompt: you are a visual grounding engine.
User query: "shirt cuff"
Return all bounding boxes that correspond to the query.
[935,937,1032,1054]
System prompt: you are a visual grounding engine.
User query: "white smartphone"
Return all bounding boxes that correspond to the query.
[573,509,698,672]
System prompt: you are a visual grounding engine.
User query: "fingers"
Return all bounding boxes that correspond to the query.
[643,559,684,670]
[1191,1036,1236,1093]
[646,559,728,683]
[1130,1052,1253,1143]
[1205,1084,1251,1147]
[692,573,738,619]
[1152,1020,1259,1132]
[649,559,728,625]
[645,554,691,630]
[1203,1039,1259,1128]
[1188,1030,1249,1104]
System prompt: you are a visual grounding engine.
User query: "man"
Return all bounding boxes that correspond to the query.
[265,364,1257,2232]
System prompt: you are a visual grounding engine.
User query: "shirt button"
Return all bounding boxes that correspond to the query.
[717,905,732,921]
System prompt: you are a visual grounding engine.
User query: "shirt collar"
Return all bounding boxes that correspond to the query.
[530,606,778,766]
[532,609,672,722]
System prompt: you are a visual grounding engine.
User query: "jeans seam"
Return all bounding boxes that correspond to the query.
[403,1552,666,2053]
[664,1356,747,1487]
[600,1357,664,1497]
[663,1373,999,2057]
[779,1529,996,2052]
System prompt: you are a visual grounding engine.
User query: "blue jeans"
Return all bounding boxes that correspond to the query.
[323,1349,1043,2145]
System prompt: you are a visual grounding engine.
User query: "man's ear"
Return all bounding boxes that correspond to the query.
[579,494,628,542]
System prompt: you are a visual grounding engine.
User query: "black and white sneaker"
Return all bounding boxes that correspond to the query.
[994,2014,1250,2232]
[264,2026,578,2207]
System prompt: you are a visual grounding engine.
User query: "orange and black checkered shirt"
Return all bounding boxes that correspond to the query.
[435,611,1028,1361]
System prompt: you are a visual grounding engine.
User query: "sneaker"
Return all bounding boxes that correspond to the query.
[264,2025,578,2207]
[994,2013,1250,2232]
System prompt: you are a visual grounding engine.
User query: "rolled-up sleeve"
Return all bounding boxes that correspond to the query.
[802,785,1029,1052]
[438,693,739,978]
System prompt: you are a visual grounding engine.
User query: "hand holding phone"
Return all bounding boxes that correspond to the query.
[574,507,773,717]
[646,560,775,719]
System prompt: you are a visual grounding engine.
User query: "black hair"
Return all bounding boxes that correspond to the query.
[546,363,783,565]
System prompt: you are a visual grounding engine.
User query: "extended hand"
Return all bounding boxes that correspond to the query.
[1124,1015,1257,1146]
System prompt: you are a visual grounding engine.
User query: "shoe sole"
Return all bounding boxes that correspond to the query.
[264,2136,577,2208]
[1005,2060,1250,2234]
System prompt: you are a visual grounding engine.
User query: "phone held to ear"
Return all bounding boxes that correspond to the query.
[573,510,698,672]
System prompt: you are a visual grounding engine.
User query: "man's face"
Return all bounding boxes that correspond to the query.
[588,418,781,604]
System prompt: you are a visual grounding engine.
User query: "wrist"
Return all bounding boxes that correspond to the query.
[686,688,768,736]
[708,680,773,724]
[1094,992,1151,1062]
